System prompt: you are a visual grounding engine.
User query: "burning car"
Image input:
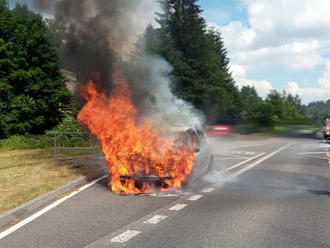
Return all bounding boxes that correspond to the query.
[323,119,330,139]
[118,127,213,192]
[78,70,213,194]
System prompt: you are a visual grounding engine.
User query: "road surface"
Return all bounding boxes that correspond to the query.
[1,135,329,248]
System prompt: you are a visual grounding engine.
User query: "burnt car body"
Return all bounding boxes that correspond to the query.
[182,128,213,186]
[118,127,213,190]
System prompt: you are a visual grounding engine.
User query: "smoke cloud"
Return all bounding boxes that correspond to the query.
[26,0,203,129]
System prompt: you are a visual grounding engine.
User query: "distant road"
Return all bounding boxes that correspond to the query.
[1,136,330,248]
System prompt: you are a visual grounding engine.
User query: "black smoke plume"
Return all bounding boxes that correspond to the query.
[28,0,203,128]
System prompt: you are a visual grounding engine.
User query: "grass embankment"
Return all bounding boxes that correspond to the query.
[0,135,102,215]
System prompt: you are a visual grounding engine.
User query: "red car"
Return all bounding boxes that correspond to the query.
[323,119,330,139]
[206,125,233,136]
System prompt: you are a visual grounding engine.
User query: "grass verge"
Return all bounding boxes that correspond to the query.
[0,148,103,215]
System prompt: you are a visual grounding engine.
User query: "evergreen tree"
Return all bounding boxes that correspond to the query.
[150,0,241,124]
[0,0,7,10]
[0,4,71,138]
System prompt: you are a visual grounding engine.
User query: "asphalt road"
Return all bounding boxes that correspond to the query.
[1,135,330,248]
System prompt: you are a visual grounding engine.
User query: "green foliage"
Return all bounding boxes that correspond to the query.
[239,86,306,127]
[0,135,53,150]
[0,4,71,138]
[49,116,83,133]
[306,100,330,123]
[47,116,90,148]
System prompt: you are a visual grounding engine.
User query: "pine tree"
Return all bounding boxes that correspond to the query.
[152,0,241,124]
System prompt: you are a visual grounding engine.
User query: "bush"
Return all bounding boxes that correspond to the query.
[47,116,91,148]
[0,135,53,150]
[49,116,83,133]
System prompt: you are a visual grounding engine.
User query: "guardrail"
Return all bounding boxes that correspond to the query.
[50,132,101,159]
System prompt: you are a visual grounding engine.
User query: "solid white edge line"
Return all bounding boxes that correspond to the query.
[110,230,141,243]
[299,152,329,155]
[230,144,292,178]
[221,152,266,173]
[0,175,107,240]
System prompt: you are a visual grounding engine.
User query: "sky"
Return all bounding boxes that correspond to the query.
[9,0,330,104]
[199,0,330,104]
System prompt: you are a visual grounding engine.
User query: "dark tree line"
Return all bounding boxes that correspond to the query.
[306,100,330,123]
[240,87,306,126]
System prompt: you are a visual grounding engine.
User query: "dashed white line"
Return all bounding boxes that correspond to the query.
[0,175,107,240]
[188,195,203,201]
[143,215,167,224]
[221,152,265,173]
[169,204,187,211]
[110,230,141,243]
[230,144,292,178]
[202,187,215,193]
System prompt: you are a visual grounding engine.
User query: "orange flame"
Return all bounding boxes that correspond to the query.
[78,70,195,194]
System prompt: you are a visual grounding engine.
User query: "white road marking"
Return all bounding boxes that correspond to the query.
[221,152,265,173]
[0,175,107,240]
[231,151,256,156]
[299,152,328,155]
[143,215,167,224]
[110,230,141,243]
[227,142,272,149]
[213,157,249,160]
[169,204,187,211]
[202,188,215,193]
[188,195,203,201]
[230,144,292,178]
[300,156,329,160]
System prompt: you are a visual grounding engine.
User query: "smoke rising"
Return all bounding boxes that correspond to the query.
[27,0,203,129]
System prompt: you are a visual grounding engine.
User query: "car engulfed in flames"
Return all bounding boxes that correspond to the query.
[78,70,213,194]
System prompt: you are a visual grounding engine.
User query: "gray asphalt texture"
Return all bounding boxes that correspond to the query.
[1,135,329,248]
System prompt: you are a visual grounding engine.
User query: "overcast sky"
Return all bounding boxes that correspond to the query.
[200,0,330,104]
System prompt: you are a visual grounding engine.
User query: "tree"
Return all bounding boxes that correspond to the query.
[0,4,71,138]
[240,86,262,123]
[306,100,330,122]
[0,0,7,11]
[146,0,241,124]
